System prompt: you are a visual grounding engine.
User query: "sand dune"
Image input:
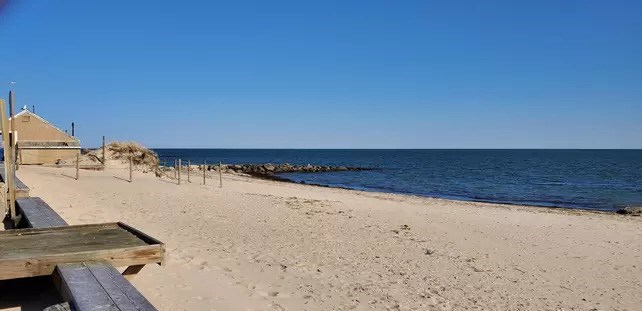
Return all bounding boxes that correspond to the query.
[16,165,642,310]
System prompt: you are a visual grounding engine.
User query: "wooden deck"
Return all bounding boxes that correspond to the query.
[0,222,164,281]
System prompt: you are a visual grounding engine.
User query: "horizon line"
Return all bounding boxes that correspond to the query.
[84,146,642,151]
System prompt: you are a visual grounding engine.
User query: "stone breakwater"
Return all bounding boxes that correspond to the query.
[208,163,370,175]
[160,163,370,175]
[157,163,372,183]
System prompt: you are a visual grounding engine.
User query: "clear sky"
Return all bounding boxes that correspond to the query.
[0,1,640,148]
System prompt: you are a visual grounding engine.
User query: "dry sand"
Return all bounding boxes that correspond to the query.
[13,165,642,310]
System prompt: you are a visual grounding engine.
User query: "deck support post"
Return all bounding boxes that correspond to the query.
[122,264,145,280]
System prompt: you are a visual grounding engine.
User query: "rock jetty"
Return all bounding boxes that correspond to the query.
[204,163,369,175]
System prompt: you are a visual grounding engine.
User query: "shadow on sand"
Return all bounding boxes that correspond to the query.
[0,277,65,310]
[112,176,131,183]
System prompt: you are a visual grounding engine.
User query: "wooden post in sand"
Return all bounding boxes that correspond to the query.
[129,155,133,182]
[187,160,191,183]
[75,153,80,180]
[177,159,182,185]
[102,135,106,164]
[203,161,206,185]
[219,161,223,188]
[173,159,177,179]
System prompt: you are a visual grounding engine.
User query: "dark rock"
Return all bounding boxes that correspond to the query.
[219,162,371,177]
[616,206,642,215]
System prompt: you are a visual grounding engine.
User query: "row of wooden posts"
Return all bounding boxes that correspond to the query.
[171,159,223,187]
[74,155,223,187]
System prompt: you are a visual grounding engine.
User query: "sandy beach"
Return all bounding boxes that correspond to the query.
[14,164,642,310]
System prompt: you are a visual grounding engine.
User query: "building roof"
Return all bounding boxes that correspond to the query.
[10,109,80,144]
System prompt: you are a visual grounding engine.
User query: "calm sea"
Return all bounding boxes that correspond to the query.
[154,149,642,212]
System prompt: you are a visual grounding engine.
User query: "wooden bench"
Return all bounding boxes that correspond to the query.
[0,164,30,198]
[0,223,164,281]
[16,197,158,311]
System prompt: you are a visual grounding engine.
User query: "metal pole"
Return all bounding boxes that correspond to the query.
[203,161,206,185]
[187,160,191,183]
[129,155,133,182]
[9,91,17,173]
[9,91,14,139]
[13,131,22,171]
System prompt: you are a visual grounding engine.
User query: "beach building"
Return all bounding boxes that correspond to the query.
[8,108,80,164]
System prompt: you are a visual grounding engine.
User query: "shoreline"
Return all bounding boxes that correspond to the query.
[152,152,641,213]
[157,163,621,217]
[239,171,630,215]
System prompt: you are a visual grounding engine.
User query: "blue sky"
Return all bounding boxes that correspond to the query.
[0,0,640,148]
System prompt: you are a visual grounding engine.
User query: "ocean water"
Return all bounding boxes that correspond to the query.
[154,149,642,211]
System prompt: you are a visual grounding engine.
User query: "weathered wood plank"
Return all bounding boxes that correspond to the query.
[54,263,157,311]
[16,197,65,228]
[43,302,72,311]
[87,264,156,310]
[0,245,163,281]
[54,263,120,311]
[0,223,146,254]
